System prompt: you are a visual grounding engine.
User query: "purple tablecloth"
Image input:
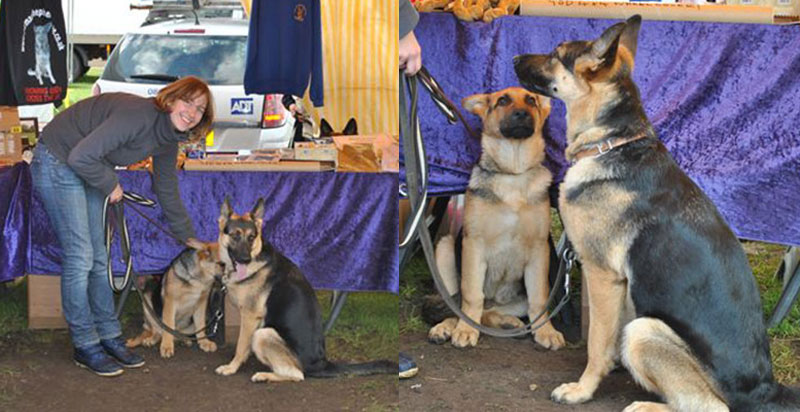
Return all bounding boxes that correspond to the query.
[2,164,398,293]
[403,13,800,246]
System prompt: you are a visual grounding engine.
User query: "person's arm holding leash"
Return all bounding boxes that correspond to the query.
[151,145,196,243]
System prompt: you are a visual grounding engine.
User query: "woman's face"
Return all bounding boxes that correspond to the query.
[169,94,207,132]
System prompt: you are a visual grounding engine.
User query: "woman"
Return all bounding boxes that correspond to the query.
[30,76,214,377]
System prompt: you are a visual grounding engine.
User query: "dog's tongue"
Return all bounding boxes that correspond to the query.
[236,263,248,280]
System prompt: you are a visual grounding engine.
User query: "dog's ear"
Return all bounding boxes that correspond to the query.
[590,21,625,70]
[343,118,358,136]
[619,15,642,68]
[250,197,265,222]
[536,94,551,119]
[219,196,232,227]
[320,119,333,137]
[462,94,489,117]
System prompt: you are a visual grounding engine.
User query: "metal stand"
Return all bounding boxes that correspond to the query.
[768,247,800,328]
[324,290,349,334]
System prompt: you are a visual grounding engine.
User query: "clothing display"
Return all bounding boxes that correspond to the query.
[244,0,323,107]
[0,0,67,106]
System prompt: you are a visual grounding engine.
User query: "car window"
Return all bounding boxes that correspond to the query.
[102,34,246,86]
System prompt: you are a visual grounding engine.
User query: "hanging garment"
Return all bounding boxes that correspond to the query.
[244,0,323,107]
[0,0,67,106]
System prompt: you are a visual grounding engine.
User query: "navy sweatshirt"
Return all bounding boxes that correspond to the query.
[39,93,196,241]
[244,0,323,107]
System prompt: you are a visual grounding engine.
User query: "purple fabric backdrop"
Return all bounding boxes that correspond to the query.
[402,14,800,246]
[19,168,398,293]
[0,163,30,282]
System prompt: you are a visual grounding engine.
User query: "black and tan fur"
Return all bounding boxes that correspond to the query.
[514,15,800,411]
[126,243,223,358]
[214,197,396,382]
[427,88,565,351]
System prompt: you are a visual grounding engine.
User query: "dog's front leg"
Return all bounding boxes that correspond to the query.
[159,298,177,358]
[525,242,565,350]
[215,309,262,376]
[552,263,626,404]
[451,236,487,348]
[193,290,217,353]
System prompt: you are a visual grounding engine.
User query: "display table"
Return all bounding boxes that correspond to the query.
[406,13,800,246]
[0,163,398,329]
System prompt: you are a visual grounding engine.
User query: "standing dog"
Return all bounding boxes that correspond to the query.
[126,242,223,358]
[427,87,565,351]
[514,15,800,411]
[214,197,396,382]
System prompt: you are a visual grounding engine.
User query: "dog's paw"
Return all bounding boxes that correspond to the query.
[534,326,566,350]
[160,342,175,358]
[198,339,217,353]
[622,401,671,412]
[251,372,271,383]
[125,338,139,348]
[450,322,479,348]
[551,382,594,404]
[142,336,159,347]
[215,363,239,376]
[428,318,458,344]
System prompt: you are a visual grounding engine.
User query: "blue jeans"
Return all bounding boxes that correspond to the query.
[30,144,122,349]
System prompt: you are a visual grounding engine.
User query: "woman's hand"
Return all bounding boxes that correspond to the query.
[400,30,422,76]
[109,184,124,203]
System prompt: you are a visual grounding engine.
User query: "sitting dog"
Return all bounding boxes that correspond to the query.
[514,15,800,411]
[214,197,396,382]
[427,87,565,351]
[126,242,224,358]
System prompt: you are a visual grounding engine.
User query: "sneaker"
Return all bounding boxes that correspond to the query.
[73,344,124,377]
[399,352,418,379]
[100,337,145,368]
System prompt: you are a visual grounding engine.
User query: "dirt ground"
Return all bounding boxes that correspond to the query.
[399,330,655,412]
[0,326,398,411]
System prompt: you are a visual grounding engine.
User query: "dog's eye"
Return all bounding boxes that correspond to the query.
[496,96,510,106]
[525,96,537,107]
[248,234,256,242]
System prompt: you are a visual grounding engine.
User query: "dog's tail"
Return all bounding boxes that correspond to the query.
[421,234,462,325]
[305,359,398,378]
[753,384,800,411]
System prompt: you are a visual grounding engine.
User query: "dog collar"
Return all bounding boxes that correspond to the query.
[569,134,648,163]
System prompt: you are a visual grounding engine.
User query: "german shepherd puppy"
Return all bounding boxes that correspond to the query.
[427,87,565,351]
[514,15,800,411]
[320,118,358,137]
[126,242,223,358]
[214,197,397,382]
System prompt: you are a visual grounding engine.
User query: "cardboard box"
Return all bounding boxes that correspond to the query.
[333,134,399,173]
[0,106,20,132]
[294,142,338,162]
[0,132,23,165]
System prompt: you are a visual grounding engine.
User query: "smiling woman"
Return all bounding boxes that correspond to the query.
[28,76,214,377]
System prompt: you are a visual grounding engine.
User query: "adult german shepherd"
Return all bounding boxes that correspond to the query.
[214,197,397,382]
[427,87,565,351]
[126,243,223,358]
[514,15,800,411]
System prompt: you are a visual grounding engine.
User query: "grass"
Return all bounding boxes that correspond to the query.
[400,207,800,385]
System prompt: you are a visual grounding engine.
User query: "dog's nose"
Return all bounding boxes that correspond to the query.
[511,110,530,121]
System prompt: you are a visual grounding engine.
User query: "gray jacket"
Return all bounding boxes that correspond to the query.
[40,92,196,241]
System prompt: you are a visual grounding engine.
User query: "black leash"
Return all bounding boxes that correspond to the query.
[401,67,573,337]
[103,190,225,341]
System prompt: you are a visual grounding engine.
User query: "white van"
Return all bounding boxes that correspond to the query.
[93,17,295,152]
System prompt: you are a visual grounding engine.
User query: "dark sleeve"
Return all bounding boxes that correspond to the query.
[400,0,419,40]
[151,145,196,242]
[66,111,144,195]
[310,0,324,107]
[281,94,296,110]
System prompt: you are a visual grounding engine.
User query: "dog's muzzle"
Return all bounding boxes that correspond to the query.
[500,109,535,139]
[513,54,555,98]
